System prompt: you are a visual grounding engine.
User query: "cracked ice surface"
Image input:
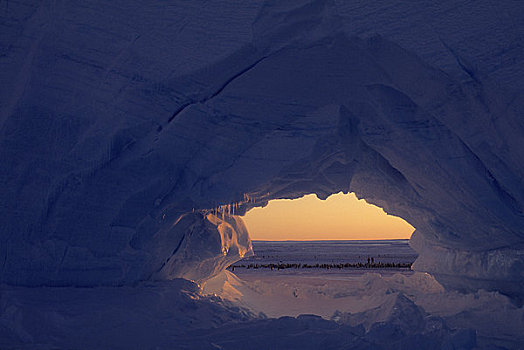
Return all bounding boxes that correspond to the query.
[1,0,524,301]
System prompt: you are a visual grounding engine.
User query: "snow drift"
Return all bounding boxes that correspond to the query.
[1,0,524,300]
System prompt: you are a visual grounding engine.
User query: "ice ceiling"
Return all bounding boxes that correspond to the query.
[1,1,523,299]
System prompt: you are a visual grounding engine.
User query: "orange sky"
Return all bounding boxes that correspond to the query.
[242,192,414,241]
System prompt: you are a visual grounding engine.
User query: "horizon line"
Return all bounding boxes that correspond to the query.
[251,238,411,242]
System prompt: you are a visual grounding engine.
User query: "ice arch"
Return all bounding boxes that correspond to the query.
[1,1,523,300]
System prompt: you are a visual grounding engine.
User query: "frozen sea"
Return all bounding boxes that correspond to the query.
[2,240,522,349]
[230,239,417,279]
[201,240,524,349]
[205,240,421,319]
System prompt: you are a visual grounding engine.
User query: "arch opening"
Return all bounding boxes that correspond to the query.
[201,192,419,318]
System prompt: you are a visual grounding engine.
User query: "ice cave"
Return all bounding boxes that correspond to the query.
[1,0,523,349]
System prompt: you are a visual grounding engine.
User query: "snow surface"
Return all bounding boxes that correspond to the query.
[0,279,258,350]
[3,269,522,349]
[203,270,524,349]
[202,241,524,349]
[234,239,417,267]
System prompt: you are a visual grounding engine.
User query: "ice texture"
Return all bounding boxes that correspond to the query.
[0,279,259,349]
[203,269,524,349]
[0,278,482,350]
[3,269,522,349]
[1,0,524,299]
[152,213,253,283]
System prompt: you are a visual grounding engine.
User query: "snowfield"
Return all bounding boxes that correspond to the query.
[2,241,523,349]
[202,241,524,349]
[2,269,523,349]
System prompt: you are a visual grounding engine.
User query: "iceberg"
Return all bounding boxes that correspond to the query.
[1,0,523,302]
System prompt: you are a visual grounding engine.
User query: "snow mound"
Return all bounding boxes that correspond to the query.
[333,293,427,332]
[0,280,258,350]
[2,271,522,349]
[204,270,524,349]
[179,300,476,350]
[335,293,476,350]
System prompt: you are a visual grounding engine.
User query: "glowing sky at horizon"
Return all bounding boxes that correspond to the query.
[243,192,414,241]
